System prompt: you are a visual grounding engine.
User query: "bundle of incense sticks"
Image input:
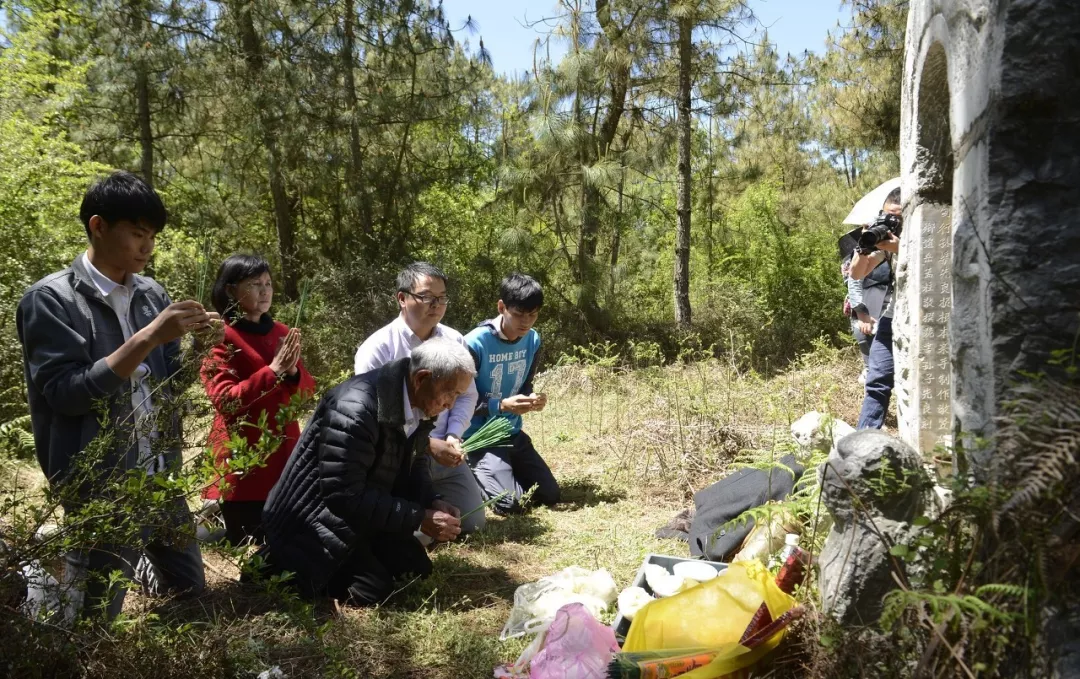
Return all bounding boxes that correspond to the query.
[607,648,720,679]
[293,279,311,328]
[461,416,514,453]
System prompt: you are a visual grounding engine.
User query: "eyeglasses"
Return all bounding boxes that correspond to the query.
[404,291,450,307]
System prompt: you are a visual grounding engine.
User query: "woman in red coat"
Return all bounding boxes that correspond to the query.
[202,254,315,545]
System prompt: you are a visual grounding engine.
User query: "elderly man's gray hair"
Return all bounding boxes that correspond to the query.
[410,337,476,381]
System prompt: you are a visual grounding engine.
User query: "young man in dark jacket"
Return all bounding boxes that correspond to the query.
[261,337,474,606]
[16,171,223,620]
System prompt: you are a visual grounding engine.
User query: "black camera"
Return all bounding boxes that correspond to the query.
[857,211,902,253]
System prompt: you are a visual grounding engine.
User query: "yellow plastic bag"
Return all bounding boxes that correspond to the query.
[622,561,796,678]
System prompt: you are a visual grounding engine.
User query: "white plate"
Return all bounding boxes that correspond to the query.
[672,561,720,582]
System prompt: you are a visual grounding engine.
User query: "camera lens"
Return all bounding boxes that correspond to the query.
[858,229,880,250]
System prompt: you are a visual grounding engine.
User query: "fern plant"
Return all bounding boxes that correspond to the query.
[880,586,1024,631]
[869,375,1080,678]
[0,414,35,459]
[993,379,1080,521]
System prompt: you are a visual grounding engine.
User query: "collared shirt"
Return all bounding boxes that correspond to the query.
[82,253,162,474]
[354,315,478,440]
[401,379,427,438]
[495,315,510,341]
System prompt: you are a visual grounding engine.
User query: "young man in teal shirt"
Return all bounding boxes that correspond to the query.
[463,274,560,513]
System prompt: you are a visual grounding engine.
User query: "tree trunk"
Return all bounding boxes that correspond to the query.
[341,0,373,245]
[674,16,693,329]
[577,179,603,318]
[381,45,419,257]
[610,123,633,301]
[610,174,624,300]
[706,111,715,282]
[576,0,631,326]
[45,3,62,95]
[266,134,297,298]
[136,65,154,187]
[234,0,298,298]
[128,0,153,186]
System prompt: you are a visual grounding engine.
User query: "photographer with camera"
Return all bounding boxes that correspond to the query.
[849,187,902,430]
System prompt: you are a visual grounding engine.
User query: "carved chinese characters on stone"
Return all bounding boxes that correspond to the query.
[917,207,952,451]
[894,202,956,455]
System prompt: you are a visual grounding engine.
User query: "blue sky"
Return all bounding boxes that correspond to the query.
[2,1,849,63]
[443,0,850,77]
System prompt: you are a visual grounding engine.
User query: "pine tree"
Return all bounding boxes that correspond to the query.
[641,0,751,329]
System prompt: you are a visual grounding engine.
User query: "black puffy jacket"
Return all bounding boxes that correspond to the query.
[262,357,435,591]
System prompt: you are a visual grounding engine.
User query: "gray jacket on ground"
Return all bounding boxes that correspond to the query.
[16,255,186,489]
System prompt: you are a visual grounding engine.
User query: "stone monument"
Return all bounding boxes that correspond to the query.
[896,0,1080,477]
[842,1,1080,673]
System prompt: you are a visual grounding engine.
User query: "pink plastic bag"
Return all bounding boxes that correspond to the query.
[529,603,620,679]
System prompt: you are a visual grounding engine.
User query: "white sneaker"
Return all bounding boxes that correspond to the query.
[858,368,868,385]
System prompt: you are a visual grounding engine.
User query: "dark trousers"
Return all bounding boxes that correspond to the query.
[255,532,433,607]
[468,430,560,514]
[326,533,432,606]
[221,500,266,546]
[857,316,894,430]
[62,498,204,620]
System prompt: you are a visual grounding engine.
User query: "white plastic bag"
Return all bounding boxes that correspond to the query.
[790,411,854,454]
[616,586,653,621]
[499,567,617,640]
[494,619,551,678]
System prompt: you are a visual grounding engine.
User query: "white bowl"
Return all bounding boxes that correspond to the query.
[672,561,720,582]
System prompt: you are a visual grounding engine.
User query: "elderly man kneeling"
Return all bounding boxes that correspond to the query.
[258,337,475,606]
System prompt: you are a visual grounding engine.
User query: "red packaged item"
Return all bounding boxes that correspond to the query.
[740,534,810,644]
[775,533,811,594]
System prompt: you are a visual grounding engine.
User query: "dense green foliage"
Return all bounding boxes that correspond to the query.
[0,11,109,423]
[0,0,905,399]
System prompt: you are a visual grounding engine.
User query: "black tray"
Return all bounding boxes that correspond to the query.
[611,553,728,640]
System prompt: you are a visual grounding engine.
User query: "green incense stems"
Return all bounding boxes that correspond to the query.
[461,416,513,454]
[293,279,310,328]
[460,490,510,520]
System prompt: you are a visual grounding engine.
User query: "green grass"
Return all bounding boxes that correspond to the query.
[2,343,869,678]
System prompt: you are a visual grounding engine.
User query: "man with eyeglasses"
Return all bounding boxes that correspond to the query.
[354,262,486,534]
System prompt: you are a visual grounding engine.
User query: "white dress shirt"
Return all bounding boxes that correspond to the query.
[82,253,163,474]
[401,380,427,438]
[354,315,478,440]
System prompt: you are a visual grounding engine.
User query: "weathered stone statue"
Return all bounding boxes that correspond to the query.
[818,430,930,626]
